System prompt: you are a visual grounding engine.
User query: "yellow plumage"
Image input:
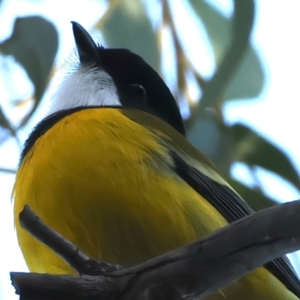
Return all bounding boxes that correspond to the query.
[14,108,298,299]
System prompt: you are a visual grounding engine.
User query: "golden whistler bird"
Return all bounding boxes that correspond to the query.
[14,22,300,299]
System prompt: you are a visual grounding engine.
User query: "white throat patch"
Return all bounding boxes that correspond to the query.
[48,66,121,115]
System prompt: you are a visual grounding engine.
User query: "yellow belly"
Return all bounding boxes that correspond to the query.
[13,108,298,299]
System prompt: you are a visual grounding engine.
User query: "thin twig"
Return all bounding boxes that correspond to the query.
[19,205,122,275]
[0,166,16,174]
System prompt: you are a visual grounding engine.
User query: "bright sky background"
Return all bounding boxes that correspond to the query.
[0,0,300,299]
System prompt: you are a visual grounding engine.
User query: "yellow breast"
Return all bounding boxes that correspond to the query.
[13,108,298,299]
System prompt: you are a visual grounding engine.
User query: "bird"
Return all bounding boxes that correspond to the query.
[13,21,300,300]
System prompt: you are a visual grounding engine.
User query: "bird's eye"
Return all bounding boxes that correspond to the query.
[130,84,146,98]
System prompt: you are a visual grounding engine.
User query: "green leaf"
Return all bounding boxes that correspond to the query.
[187,111,232,173]
[231,123,300,191]
[0,16,58,104]
[0,105,17,136]
[189,0,231,60]
[100,0,159,70]
[224,46,264,101]
[0,106,18,145]
[188,0,264,101]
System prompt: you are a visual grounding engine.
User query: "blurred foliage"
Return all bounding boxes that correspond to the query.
[0,16,58,127]
[100,0,159,70]
[190,0,264,101]
[0,0,299,210]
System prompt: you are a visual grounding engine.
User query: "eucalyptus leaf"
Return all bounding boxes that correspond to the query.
[0,106,12,131]
[224,46,264,101]
[99,0,159,70]
[187,110,232,173]
[189,0,231,60]
[188,0,264,101]
[0,16,58,104]
[232,123,300,191]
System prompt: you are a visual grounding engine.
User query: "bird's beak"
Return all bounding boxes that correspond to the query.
[71,21,99,63]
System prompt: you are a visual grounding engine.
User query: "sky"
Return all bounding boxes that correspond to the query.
[0,0,300,299]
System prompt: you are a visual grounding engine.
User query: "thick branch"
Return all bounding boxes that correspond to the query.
[12,200,300,299]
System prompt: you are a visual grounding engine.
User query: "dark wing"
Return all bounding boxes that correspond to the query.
[171,151,300,298]
[123,107,300,296]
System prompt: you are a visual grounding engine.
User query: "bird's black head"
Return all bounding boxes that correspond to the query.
[71,21,185,136]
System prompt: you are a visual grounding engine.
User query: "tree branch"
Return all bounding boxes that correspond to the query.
[19,205,122,275]
[12,200,300,299]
